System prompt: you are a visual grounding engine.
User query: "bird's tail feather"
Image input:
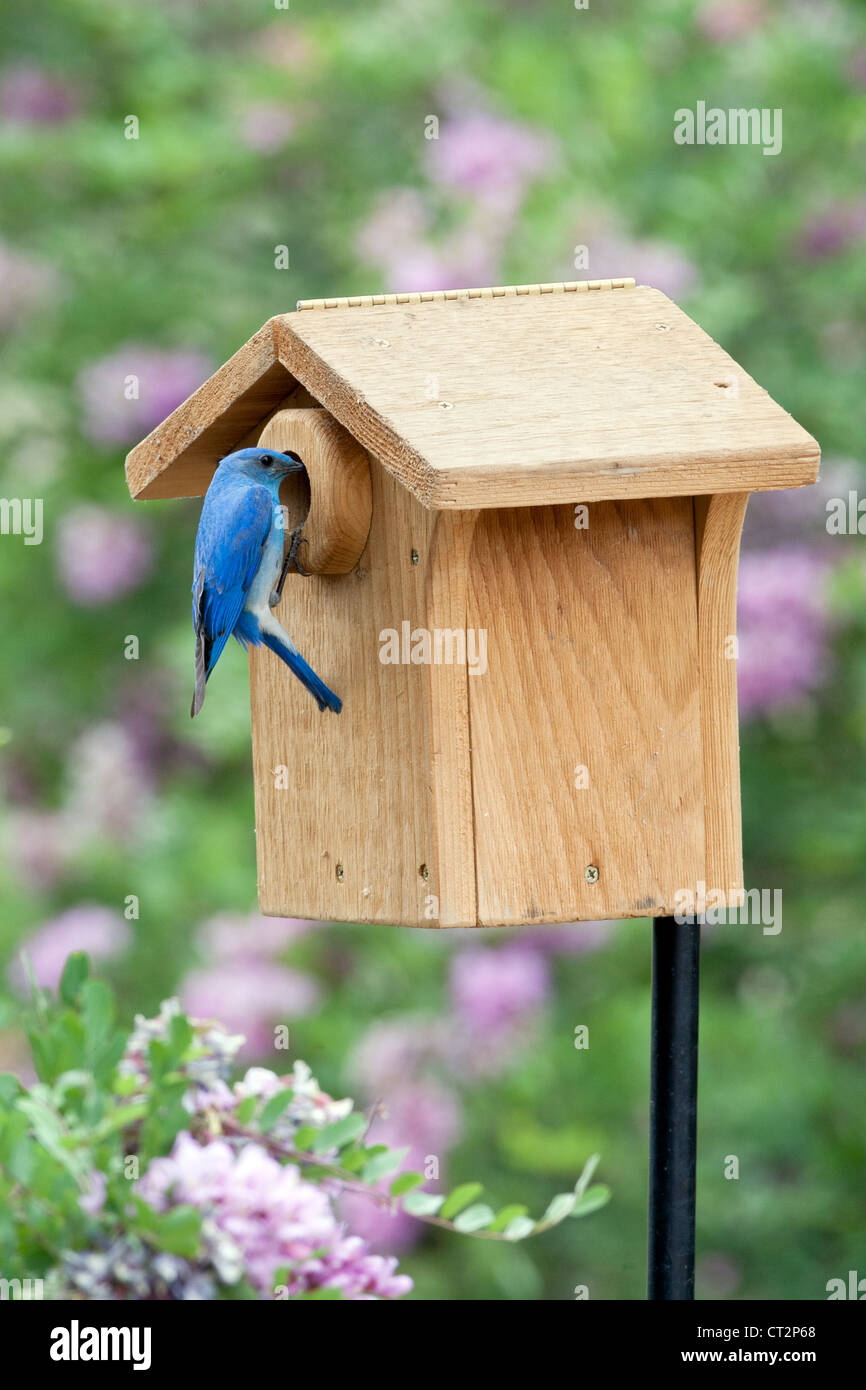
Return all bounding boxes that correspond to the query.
[261,629,342,713]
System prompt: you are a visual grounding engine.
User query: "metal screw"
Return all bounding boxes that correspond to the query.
[439,400,453,410]
[419,863,429,881]
[585,864,599,884]
[410,549,419,565]
[335,863,344,882]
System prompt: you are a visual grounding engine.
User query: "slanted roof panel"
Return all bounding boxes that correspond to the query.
[276,284,818,508]
[125,282,819,507]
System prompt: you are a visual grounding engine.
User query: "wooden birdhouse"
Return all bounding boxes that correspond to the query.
[126,279,819,929]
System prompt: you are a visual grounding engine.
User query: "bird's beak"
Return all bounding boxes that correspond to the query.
[276,451,305,474]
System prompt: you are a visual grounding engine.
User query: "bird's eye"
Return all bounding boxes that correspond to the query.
[260,454,273,467]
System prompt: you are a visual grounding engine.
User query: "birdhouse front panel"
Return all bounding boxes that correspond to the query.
[125,279,820,929]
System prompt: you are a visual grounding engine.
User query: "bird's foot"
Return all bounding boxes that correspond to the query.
[269,527,310,608]
[287,524,310,578]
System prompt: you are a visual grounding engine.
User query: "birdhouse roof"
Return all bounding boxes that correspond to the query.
[125,279,819,508]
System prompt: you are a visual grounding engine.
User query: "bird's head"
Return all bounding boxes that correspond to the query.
[216,446,305,485]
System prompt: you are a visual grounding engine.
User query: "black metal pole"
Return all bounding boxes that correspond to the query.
[648,914,700,1300]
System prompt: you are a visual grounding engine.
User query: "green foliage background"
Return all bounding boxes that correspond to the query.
[1,0,865,1300]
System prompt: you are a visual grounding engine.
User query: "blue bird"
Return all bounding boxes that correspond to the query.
[191,446,342,718]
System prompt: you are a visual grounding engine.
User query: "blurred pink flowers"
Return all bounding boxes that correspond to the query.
[78,345,212,446]
[181,959,320,1057]
[573,214,699,299]
[427,109,557,217]
[342,1076,462,1251]
[238,102,296,153]
[797,199,866,261]
[56,504,153,605]
[0,64,79,125]
[137,1132,411,1298]
[181,911,321,1058]
[696,0,767,43]
[356,103,557,294]
[198,912,314,964]
[737,547,833,717]
[0,241,58,330]
[356,187,500,293]
[450,943,550,1038]
[8,903,131,993]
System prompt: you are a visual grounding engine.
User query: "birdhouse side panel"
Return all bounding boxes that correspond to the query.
[250,461,451,925]
[467,499,706,924]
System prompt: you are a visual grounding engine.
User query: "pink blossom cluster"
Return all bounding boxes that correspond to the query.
[137,1131,412,1299]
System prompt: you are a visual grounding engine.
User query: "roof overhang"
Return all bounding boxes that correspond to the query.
[125,279,819,509]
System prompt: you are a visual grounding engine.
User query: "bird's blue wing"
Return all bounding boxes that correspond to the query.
[191,480,274,714]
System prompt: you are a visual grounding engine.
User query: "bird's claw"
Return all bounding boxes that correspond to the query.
[286,525,310,578]
[269,526,310,608]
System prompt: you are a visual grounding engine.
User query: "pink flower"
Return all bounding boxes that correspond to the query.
[4,810,71,890]
[80,1170,107,1216]
[56,504,153,605]
[181,960,320,1057]
[696,0,767,43]
[8,904,131,993]
[352,1018,452,1092]
[737,548,833,717]
[797,199,866,260]
[355,188,502,293]
[239,103,296,153]
[253,25,318,73]
[198,913,313,965]
[847,48,866,90]
[518,920,615,955]
[580,227,698,299]
[64,721,154,845]
[451,944,550,1035]
[77,344,212,446]
[0,64,79,124]
[0,241,58,330]
[427,110,557,215]
[341,1078,461,1252]
[137,1132,412,1298]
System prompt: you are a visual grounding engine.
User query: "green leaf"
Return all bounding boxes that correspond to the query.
[259,1089,295,1133]
[292,1124,318,1152]
[453,1203,495,1233]
[390,1171,424,1197]
[80,980,115,1042]
[574,1153,601,1198]
[311,1113,367,1154]
[0,1073,22,1106]
[92,1102,148,1141]
[402,1190,446,1216]
[571,1184,611,1217]
[502,1215,536,1242]
[487,1204,529,1233]
[539,1192,577,1227]
[59,953,89,1006]
[135,1203,202,1258]
[168,1013,193,1057]
[361,1147,408,1184]
[235,1095,257,1126]
[439,1182,483,1221]
[336,1146,367,1174]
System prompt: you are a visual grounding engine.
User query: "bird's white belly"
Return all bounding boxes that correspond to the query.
[244,528,283,617]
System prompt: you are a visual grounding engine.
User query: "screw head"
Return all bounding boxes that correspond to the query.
[410,549,419,566]
[419,863,429,881]
[335,863,345,883]
[584,864,599,884]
